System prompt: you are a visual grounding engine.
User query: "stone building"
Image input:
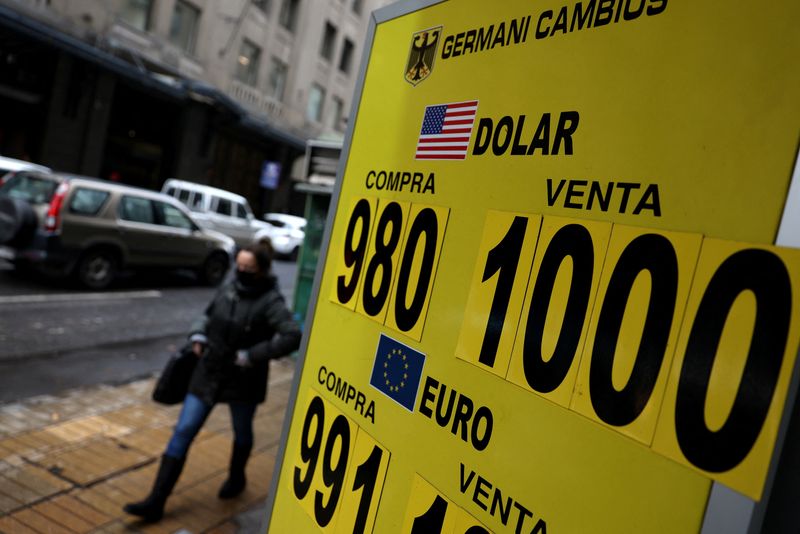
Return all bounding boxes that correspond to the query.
[0,0,388,213]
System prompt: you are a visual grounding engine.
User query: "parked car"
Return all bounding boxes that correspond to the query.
[0,172,235,289]
[255,213,307,260]
[161,179,270,248]
[0,155,50,182]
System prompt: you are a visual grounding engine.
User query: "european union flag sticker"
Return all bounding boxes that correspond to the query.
[370,334,426,412]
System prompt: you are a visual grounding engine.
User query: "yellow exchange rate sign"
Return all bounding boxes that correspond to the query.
[266,0,800,532]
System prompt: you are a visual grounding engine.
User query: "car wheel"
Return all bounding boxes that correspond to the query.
[76,249,118,290]
[0,196,37,247]
[201,252,229,286]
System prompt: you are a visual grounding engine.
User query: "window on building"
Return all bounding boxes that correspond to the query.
[279,0,300,32]
[339,38,354,74]
[252,0,270,14]
[120,0,152,31]
[169,0,201,55]
[325,96,344,130]
[306,84,325,123]
[352,0,363,15]
[320,22,337,61]
[267,57,288,100]
[235,39,261,86]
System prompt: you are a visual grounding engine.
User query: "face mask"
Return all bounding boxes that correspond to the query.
[236,270,258,287]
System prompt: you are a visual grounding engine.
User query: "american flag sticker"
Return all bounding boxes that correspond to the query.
[415,100,479,160]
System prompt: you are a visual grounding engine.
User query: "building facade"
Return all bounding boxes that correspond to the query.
[0,0,388,214]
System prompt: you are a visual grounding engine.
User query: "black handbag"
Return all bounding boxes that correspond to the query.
[152,344,198,405]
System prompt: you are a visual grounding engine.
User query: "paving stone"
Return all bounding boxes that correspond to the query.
[49,494,113,528]
[75,488,126,519]
[177,471,240,517]
[116,427,172,457]
[20,404,66,426]
[105,462,158,492]
[0,515,40,534]
[9,508,74,534]
[190,434,231,465]
[0,407,39,434]
[174,452,226,493]
[30,499,96,533]
[8,431,51,454]
[45,419,101,444]
[0,442,16,460]
[0,436,38,456]
[0,370,294,533]
[80,416,133,440]
[162,492,221,533]
[103,406,173,431]
[86,520,129,534]
[2,462,72,498]
[0,487,24,515]
[0,471,44,505]
[24,428,70,450]
[40,437,149,486]
[49,415,125,441]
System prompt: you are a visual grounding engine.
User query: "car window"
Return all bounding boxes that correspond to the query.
[166,186,176,197]
[215,198,232,216]
[155,201,194,230]
[189,192,204,211]
[177,189,191,205]
[234,203,248,219]
[0,173,58,204]
[266,217,286,228]
[68,188,109,216]
[119,196,155,224]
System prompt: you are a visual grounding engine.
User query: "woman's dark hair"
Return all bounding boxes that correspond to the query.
[243,241,274,274]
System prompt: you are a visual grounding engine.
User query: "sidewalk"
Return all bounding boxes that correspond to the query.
[0,358,295,534]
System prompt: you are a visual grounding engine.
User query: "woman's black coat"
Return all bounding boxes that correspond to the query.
[187,275,301,405]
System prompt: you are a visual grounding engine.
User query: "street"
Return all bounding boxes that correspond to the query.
[0,259,298,404]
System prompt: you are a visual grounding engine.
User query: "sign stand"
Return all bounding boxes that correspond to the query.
[264,2,800,532]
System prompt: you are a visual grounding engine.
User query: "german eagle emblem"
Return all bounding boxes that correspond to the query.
[405,26,442,86]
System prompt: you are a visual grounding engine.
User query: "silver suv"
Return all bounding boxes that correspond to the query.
[0,172,235,289]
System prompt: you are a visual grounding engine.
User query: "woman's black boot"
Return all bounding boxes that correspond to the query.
[218,443,252,499]
[123,454,185,522]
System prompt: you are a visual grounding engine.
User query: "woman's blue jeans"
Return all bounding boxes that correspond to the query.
[165,393,257,458]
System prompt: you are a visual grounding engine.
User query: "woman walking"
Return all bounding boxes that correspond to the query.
[124,242,301,522]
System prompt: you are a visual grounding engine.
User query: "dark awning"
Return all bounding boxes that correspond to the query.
[0,5,307,151]
[0,5,186,100]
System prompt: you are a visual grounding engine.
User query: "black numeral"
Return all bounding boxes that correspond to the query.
[479,216,528,367]
[675,249,790,472]
[338,199,372,305]
[411,494,448,534]
[394,208,439,332]
[352,445,384,534]
[294,396,324,500]
[362,202,403,316]
[314,415,351,527]
[589,234,678,426]
[523,224,594,392]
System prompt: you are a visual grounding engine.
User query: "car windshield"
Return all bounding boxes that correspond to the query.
[266,218,286,228]
[0,173,59,204]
